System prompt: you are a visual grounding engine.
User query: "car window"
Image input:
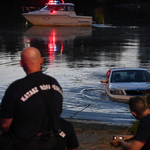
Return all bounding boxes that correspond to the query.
[111,70,150,83]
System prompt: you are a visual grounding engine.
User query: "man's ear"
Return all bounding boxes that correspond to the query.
[20,60,23,67]
[40,58,44,65]
[132,111,137,117]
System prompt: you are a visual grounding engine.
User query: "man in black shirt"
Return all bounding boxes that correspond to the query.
[110,97,150,150]
[54,118,79,150]
[0,47,63,148]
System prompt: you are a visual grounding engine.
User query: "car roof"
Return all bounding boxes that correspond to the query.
[111,68,148,71]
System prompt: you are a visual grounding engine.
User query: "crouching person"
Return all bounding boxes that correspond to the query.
[110,97,150,150]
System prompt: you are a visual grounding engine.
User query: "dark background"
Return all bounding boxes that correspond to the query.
[1,0,150,16]
[1,0,150,7]
[1,0,150,29]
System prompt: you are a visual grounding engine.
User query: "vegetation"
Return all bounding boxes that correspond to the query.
[130,119,140,135]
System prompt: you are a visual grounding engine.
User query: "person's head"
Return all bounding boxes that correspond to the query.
[147,95,150,109]
[20,47,44,74]
[128,97,148,120]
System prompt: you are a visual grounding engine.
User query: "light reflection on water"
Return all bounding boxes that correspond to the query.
[1,20,150,126]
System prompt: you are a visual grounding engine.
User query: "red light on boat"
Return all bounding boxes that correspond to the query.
[50,10,56,14]
[49,0,54,3]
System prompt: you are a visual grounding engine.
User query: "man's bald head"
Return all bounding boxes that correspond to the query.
[20,47,43,74]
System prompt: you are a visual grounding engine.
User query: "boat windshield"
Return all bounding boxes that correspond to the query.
[41,5,74,11]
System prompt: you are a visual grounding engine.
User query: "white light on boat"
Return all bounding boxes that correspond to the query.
[50,10,56,14]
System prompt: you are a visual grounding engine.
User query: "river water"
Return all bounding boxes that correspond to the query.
[1,5,150,126]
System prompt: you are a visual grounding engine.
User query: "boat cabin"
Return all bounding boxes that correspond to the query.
[40,0,74,13]
[42,3,74,12]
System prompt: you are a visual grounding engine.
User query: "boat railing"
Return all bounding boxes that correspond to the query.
[21,6,41,13]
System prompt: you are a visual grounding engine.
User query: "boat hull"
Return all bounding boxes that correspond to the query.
[22,14,92,26]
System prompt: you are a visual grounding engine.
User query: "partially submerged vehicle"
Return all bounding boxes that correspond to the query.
[100,68,150,101]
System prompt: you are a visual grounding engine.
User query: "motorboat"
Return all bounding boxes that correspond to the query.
[22,0,92,26]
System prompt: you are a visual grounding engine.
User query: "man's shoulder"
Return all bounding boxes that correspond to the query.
[140,114,150,126]
[143,114,150,119]
[8,77,26,87]
[143,114,150,121]
[45,74,57,82]
[28,71,59,85]
[3,77,27,95]
[44,74,62,89]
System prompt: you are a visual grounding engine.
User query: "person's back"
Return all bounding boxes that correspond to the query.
[0,47,63,149]
[1,72,62,143]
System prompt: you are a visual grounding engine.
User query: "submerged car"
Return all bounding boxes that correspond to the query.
[100,68,150,101]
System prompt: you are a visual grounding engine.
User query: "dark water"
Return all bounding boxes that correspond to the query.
[1,5,150,126]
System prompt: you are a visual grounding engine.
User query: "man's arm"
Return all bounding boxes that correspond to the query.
[110,136,145,150]
[0,118,13,132]
[119,140,145,150]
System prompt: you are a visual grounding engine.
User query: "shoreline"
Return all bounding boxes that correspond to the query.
[66,118,132,150]
[66,118,131,127]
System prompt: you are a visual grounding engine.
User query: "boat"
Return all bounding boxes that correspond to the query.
[22,0,92,26]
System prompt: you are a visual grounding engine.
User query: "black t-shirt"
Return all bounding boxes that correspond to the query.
[135,114,150,150]
[1,71,63,143]
[54,118,79,150]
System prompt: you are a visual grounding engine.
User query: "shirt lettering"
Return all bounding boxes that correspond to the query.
[40,84,51,90]
[52,85,63,95]
[21,87,39,102]
[20,84,63,102]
